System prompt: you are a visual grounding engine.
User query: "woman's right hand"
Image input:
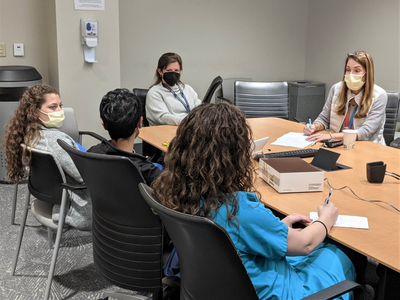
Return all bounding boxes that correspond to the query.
[303,124,317,136]
[317,202,338,229]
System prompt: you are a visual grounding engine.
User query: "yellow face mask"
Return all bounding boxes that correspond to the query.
[39,109,65,128]
[344,73,365,91]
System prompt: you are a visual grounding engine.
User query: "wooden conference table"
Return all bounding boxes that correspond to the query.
[139,117,400,273]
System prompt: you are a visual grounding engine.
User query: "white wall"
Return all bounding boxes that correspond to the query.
[119,0,310,98]
[305,0,400,93]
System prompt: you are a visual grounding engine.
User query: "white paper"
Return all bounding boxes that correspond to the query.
[310,212,369,229]
[84,43,97,63]
[74,0,105,11]
[271,132,312,148]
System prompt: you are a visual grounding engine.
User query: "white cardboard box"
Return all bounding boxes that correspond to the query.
[259,157,324,193]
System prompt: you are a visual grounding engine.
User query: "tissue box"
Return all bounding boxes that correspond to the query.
[259,157,324,193]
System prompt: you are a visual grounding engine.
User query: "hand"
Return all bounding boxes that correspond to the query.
[303,124,317,136]
[317,202,338,228]
[305,133,331,142]
[282,213,312,229]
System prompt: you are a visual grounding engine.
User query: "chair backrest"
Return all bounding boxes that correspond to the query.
[235,81,289,119]
[28,146,66,205]
[59,107,80,143]
[139,183,259,300]
[57,140,163,295]
[384,91,400,145]
[132,88,150,127]
[203,76,223,103]
[216,78,253,104]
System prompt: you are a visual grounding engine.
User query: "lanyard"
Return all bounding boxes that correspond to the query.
[164,84,191,113]
[345,105,358,128]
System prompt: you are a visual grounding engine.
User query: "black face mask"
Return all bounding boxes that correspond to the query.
[163,72,180,86]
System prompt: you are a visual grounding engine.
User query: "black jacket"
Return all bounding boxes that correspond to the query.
[87,140,163,185]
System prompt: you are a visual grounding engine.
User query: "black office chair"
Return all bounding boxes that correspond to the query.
[132,88,163,162]
[383,91,400,148]
[202,76,223,103]
[58,140,164,300]
[11,146,86,300]
[139,184,365,300]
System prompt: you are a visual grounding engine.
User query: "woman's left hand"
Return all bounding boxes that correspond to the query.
[305,133,331,142]
[282,213,312,229]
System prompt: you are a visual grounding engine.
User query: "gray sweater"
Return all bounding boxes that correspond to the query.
[315,82,387,144]
[34,127,92,230]
[146,83,202,126]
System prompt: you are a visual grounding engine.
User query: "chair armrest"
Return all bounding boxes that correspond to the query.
[217,96,232,104]
[61,182,87,191]
[293,117,306,124]
[301,280,364,300]
[79,131,107,142]
[389,137,400,148]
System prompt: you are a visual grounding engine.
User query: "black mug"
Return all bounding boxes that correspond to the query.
[366,161,386,183]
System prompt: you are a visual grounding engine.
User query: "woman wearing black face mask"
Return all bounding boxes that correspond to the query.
[146,52,202,126]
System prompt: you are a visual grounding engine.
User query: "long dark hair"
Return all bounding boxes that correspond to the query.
[152,102,260,223]
[149,52,184,88]
[4,84,59,181]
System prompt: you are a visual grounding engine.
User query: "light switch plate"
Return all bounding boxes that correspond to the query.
[13,43,24,56]
[0,43,6,57]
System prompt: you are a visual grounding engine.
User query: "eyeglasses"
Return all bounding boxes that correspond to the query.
[347,51,366,57]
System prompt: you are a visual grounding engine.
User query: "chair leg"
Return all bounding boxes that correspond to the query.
[43,190,67,300]
[11,189,31,275]
[11,182,19,225]
[47,228,53,249]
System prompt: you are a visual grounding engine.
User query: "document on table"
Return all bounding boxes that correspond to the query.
[271,132,312,148]
[310,212,369,229]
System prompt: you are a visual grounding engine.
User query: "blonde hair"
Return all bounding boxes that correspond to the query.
[335,51,375,118]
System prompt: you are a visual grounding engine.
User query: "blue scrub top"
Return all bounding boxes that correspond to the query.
[212,191,356,300]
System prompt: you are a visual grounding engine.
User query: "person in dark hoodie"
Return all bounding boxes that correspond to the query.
[88,88,162,184]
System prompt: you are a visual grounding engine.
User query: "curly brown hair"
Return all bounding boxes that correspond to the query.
[152,102,260,223]
[4,84,59,182]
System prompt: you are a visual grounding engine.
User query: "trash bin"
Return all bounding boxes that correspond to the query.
[288,81,325,123]
[0,65,42,182]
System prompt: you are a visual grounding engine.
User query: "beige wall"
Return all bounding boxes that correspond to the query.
[305,0,400,93]
[119,0,310,99]
[0,0,50,83]
[1,0,399,143]
[54,0,121,146]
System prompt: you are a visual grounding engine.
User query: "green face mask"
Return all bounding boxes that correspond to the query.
[39,109,65,128]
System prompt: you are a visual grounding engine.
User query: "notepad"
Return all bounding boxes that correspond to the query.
[271,132,311,148]
[310,212,369,230]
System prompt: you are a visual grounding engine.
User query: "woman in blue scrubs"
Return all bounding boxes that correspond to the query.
[153,102,358,299]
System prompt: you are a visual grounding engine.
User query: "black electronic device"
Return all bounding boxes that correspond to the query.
[320,139,343,148]
[254,148,319,161]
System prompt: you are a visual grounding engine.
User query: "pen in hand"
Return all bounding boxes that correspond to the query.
[309,118,312,129]
[323,188,332,206]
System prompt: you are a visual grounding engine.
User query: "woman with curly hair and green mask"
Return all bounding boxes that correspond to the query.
[4,84,91,230]
[153,102,359,299]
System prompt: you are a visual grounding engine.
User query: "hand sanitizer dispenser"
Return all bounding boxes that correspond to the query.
[81,19,98,63]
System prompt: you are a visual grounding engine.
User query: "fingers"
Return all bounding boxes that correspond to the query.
[303,125,314,136]
[289,213,313,224]
[306,134,327,143]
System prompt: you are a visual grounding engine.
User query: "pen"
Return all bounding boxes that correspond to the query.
[323,188,332,206]
[309,118,312,129]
